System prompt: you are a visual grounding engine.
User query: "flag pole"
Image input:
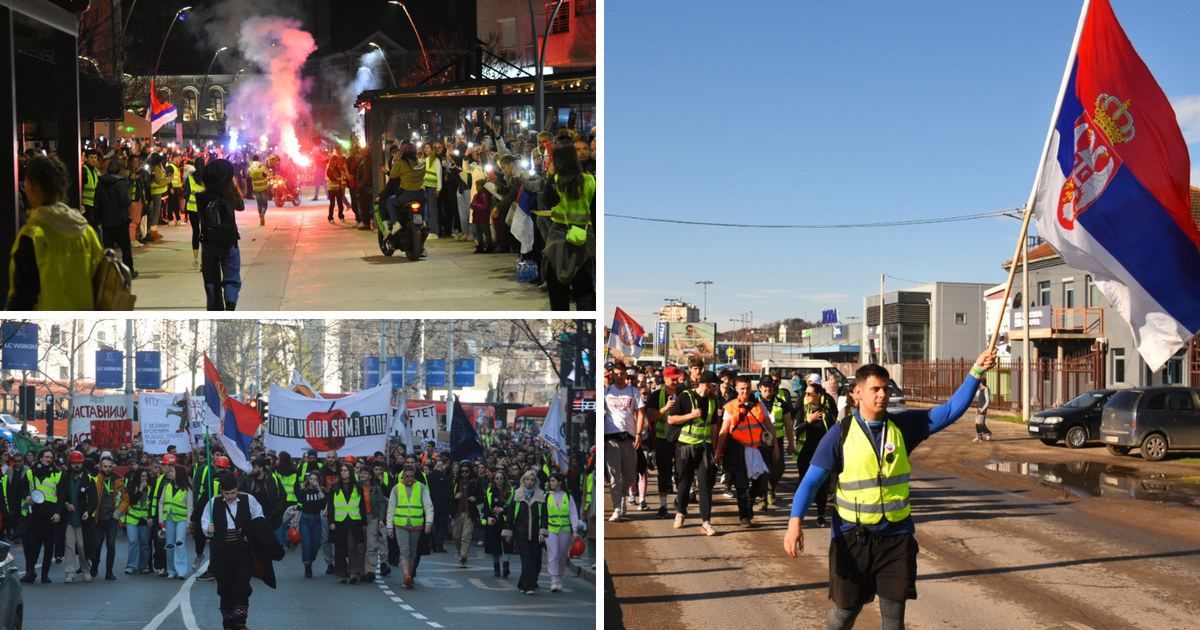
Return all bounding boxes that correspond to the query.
[205,426,212,523]
[987,0,1093,353]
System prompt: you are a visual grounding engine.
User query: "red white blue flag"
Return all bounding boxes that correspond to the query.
[607,307,646,359]
[204,353,262,472]
[1032,0,1199,370]
[148,79,177,134]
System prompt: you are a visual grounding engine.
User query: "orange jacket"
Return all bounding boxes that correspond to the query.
[722,400,769,448]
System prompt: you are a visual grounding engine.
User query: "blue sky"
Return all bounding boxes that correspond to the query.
[604,0,1200,332]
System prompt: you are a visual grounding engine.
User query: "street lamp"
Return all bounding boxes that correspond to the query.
[198,46,229,143]
[368,42,398,88]
[153,6,192,81]
[695,281,713,321]
[388,1,430,73]
[79,56,102,75]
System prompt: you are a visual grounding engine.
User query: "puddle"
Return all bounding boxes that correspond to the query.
[977,459,1200,506]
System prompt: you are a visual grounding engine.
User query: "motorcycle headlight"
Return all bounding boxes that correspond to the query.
[1042,416,1063,425]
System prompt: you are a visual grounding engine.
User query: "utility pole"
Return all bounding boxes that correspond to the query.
[879,274,886,364]
[255,321,262,397]
[190,321,198,396]
[125,320,134,442]
[66,320,77,439]
[380,320,388,391]
[447,320,455,403]
[419,320,427,400]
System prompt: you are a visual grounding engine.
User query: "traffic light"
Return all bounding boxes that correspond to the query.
[260,396,268,421]
[247,396,259,415]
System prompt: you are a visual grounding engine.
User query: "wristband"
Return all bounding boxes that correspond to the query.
[970,365,984,379]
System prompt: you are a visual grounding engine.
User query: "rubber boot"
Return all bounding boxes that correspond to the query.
[502,561,510,578]
[494,562,501,577]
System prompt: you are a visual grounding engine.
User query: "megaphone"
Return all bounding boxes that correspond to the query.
[30,490,45,504]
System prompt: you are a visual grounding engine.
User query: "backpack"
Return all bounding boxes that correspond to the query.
[93,249,136,310]
[200,196,239,247]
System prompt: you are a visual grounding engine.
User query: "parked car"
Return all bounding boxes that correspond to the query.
[838,377,908,417]
[1099,387,1200,461]
[0,541,24,630]
[1028,389,1117,448]
[0,414,38,440]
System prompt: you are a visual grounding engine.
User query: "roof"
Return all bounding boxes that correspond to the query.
[1003,186,1200,269]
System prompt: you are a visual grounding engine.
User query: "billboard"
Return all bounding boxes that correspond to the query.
[665,322,716,366]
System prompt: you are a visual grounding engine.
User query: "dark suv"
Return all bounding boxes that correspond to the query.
[1099,387,1200,461]
[1028,389,1116,448]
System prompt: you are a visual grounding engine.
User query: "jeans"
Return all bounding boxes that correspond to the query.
[129,201,143,242]
[328,187,346,219]
[92,517,119,576]
[605,437,637,515]
[385,189,427,224]
[424,187,439,234]
[254,190,269,215]
[126,523,151,571]
[147,196,162,231]
[474,221,492,250]
[458,188,474,237]
[363,517,383,571]
[321,513,333,565]
[165,517,188,576]
[201,244,241,310]
[102,222,134,272]
[275,519,291,548]
[298,513,322,564]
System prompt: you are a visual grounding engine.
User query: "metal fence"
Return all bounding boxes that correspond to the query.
[902,347,1105,413]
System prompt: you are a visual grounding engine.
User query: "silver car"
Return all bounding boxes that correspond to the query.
[0,414,38,440]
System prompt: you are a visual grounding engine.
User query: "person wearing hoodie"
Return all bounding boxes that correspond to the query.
[503,470,549,595]
[94,158,137,278]
[194,159,245,311]
[7,155,104,310]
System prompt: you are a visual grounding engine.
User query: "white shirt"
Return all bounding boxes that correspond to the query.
[201,494,264,536]
[603,384,644,435]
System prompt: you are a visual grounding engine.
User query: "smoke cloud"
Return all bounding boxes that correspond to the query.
[336,49,387,143]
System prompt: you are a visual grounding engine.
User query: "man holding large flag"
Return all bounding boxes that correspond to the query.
[1030,0,1200,370]
[204,354,263,474]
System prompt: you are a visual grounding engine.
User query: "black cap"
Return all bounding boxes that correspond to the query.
[698,370,720,385]
[759,375,775,387]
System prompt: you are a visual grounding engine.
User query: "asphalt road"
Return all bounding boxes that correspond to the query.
[129,188,555,311]
[605,415,1200,630]
[13,532,594,629]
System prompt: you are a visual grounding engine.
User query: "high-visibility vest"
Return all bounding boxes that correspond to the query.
[151,475,165,507]
[423,159,439,189]
[325,163,342,191]
[81,165,98,207]
[34,471,61,504]
[652,388,678,440]
[550,173,595,225]
[150,165,169,195]
[332,486,361,522]
[298,462,318,482]
[249,162,269,192]
[127,492,150,524]
[722,400,768,448]
[380,472,392,488]
[795,401,832,453]
[9,215,104,311]
[834,418,911,526]
[581,472,593,514]
[161,482,188,520]
[20,470,33,516]
[547,492,571,534]
[185,175,205,213]
[393,482,425,528]
[486,486,512,509]
[678,391,716,445]
[274,472,297,503]
[170,164,183,188]
[757,394,788,439]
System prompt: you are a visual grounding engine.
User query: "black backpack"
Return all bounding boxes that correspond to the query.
[200,196,239,247]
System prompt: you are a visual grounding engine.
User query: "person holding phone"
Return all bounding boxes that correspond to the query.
[644,365,685,520]
[795,380,836,528]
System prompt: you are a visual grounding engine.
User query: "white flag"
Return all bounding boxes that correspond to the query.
[538,390,568,471]
[289,370,324,399]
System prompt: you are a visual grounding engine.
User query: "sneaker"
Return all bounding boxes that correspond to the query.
[458,558,467,568]
[177,575,186,580]
[167,573,177,579]
[196,571,214,581]
[65,573,74,583]
[756,499,768,511]
[656,506,668,519]
[132,240,144,248]
[768,491,778,506]
[428,234,438,240]
[722,490,735,498]
[526,589,535,596]
[551,579,561,592]
[83,572,92,582]
[984,433,993,441]
[972,437,981,442]
[816,515,828,528]
[740,518,752,527]
[105,573,116,581]
[139,569,151,574]
[609,509,623,522]
[673,513,685,529]
[329,219,335,224]
[326,564,335,575]
[159,569,168,577]
[192,553,204,571]
[124,568,134,575]
[700,522,717,537]
[638,501,649,511]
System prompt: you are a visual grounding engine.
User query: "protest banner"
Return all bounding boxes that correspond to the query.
[264,382,391,456]
[70,393,132,449]
[408,404,438,446]
[139,393,194,454]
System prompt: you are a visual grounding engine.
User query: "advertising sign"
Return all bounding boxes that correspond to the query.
[95,351,123,388]
[364,357,380,388]
[387,357,405,386]
[1,323,37,370]
[665,322,716,365]
[135,351,161,389]
[426,360,446,387]
[453,359,475,387]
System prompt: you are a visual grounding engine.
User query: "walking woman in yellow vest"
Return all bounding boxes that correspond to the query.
[156,463,193,579]
[8,155,103,310]
[541,143,596,311]
[326,151,347,223]
[125,468,153,574]
[184,157,206,270]
[326,462,366,584]
[386,466,433,590]
[544,473,582,593]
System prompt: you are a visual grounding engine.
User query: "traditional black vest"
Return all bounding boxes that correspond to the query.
[210,493,252,554]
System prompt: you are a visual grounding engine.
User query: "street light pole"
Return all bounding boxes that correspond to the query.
[528,0,566,132]
[368,43,398,88]
[387,2,430,74]
[198,46,228,144]
[695,281,712,321]
[153,6,192,81]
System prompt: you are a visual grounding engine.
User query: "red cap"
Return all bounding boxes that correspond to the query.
[215,456,231,468]
[68,451,84,463]
[663,365,682,378]
[162,454,177,465]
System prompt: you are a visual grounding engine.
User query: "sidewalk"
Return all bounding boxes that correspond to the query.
[128,194,555,311]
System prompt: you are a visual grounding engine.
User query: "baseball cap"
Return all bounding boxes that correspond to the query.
[806,373,823,385]
[663,365,682,378]
[759,375,775,388]
[698,370,720,385]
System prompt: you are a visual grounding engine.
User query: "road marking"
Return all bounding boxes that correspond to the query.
[469,577,513,591]
[413,613,428,619]
[382,590,394,595]
[399,603,412,609]
[426,624,444,628]
[442,604,594,618]
[141,559,208,630]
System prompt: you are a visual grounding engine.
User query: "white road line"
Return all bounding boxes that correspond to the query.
[426,623,444,628]
[412,613,428,619]
[382,590,394,595]
[400,604,414,610]
[141,559,208,630]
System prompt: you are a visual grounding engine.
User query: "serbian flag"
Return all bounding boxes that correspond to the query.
[607,307,645,359]
[1031,0,1200,370]
[203,353,262,472]
[148,79,177,134]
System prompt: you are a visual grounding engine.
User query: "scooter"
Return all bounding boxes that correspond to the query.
[272,177,302,208]
[374,195,428,261]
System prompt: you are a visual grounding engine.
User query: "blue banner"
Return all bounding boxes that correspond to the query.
[135,351,161,390]
[426,360,446,388]
[821,309,840,325]
[95,351,123,388]
[1,322,38,371]
[386,356,405,385]
[364,357,380,389]
[453,359,475,387]
[405,360,419,384]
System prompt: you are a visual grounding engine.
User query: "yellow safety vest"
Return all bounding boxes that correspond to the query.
[547,492,571,534]
[249,163,270,192]
[677,391,716,445]
[326,164,342,191]
[333,486,361,522]
[758,394,788,439]
[423,158,438,189]
[550,173,595,225]
[150,165,169,196]
[161,482,188,520]
[834,418,911,526]
[274,471,297,503]
[185,175,205,213]
[127,492,150,524]
[392,482,425,528]
[35,471,62,504]
[8,214,103,310]
[170,164,183,188]
[81,165,98,207]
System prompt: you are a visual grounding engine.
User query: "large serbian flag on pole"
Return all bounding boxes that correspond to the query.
[1031,0,1200,371]
[203,353,262,472]
[147,79,177,134]
[607,307,645,359]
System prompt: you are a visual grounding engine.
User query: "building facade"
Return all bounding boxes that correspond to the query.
[863,282,994,363]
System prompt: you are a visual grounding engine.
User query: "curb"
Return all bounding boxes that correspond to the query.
[567,556,596,585]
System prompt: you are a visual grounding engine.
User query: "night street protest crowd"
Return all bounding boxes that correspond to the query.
[11,117,595,311]
[0,423,596,600]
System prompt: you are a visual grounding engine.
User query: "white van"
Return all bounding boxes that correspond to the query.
[760,359,848,399]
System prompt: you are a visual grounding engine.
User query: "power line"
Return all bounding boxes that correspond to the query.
[606,208,1019,229]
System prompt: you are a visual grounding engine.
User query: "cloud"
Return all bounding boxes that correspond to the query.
[1174,95,1200,144]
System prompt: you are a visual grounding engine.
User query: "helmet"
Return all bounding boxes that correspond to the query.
[68,451,84,463]
[569,538,586,558]
[343,455,358,464]
[215,456,231,468]
[162,454,177,465]
[288,527,302,544]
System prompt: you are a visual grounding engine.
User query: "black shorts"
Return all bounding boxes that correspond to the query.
[828,531,918,608]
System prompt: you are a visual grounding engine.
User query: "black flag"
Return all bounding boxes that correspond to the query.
[449,396,484,462]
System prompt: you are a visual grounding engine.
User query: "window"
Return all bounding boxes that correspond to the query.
[1087,275,1102,307]
[59,366,68,380]
[1063,281,1075,308]
[498,17,517,50]
[1038,281,1051,307]
[97,331,106,342]
[1168,392,1195,411]
[954,313,967,325]
[546,1,570,34]
[182,89,198,122]
[209,88,224,120]
[1113,348,1125,383]
[1164,348,1185,385]
[1147,393,1167,411]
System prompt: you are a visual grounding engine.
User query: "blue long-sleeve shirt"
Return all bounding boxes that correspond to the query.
[790,374,982,537]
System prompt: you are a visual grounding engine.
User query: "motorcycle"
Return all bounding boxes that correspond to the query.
[374,195,428,261]
[271,177,302,208]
